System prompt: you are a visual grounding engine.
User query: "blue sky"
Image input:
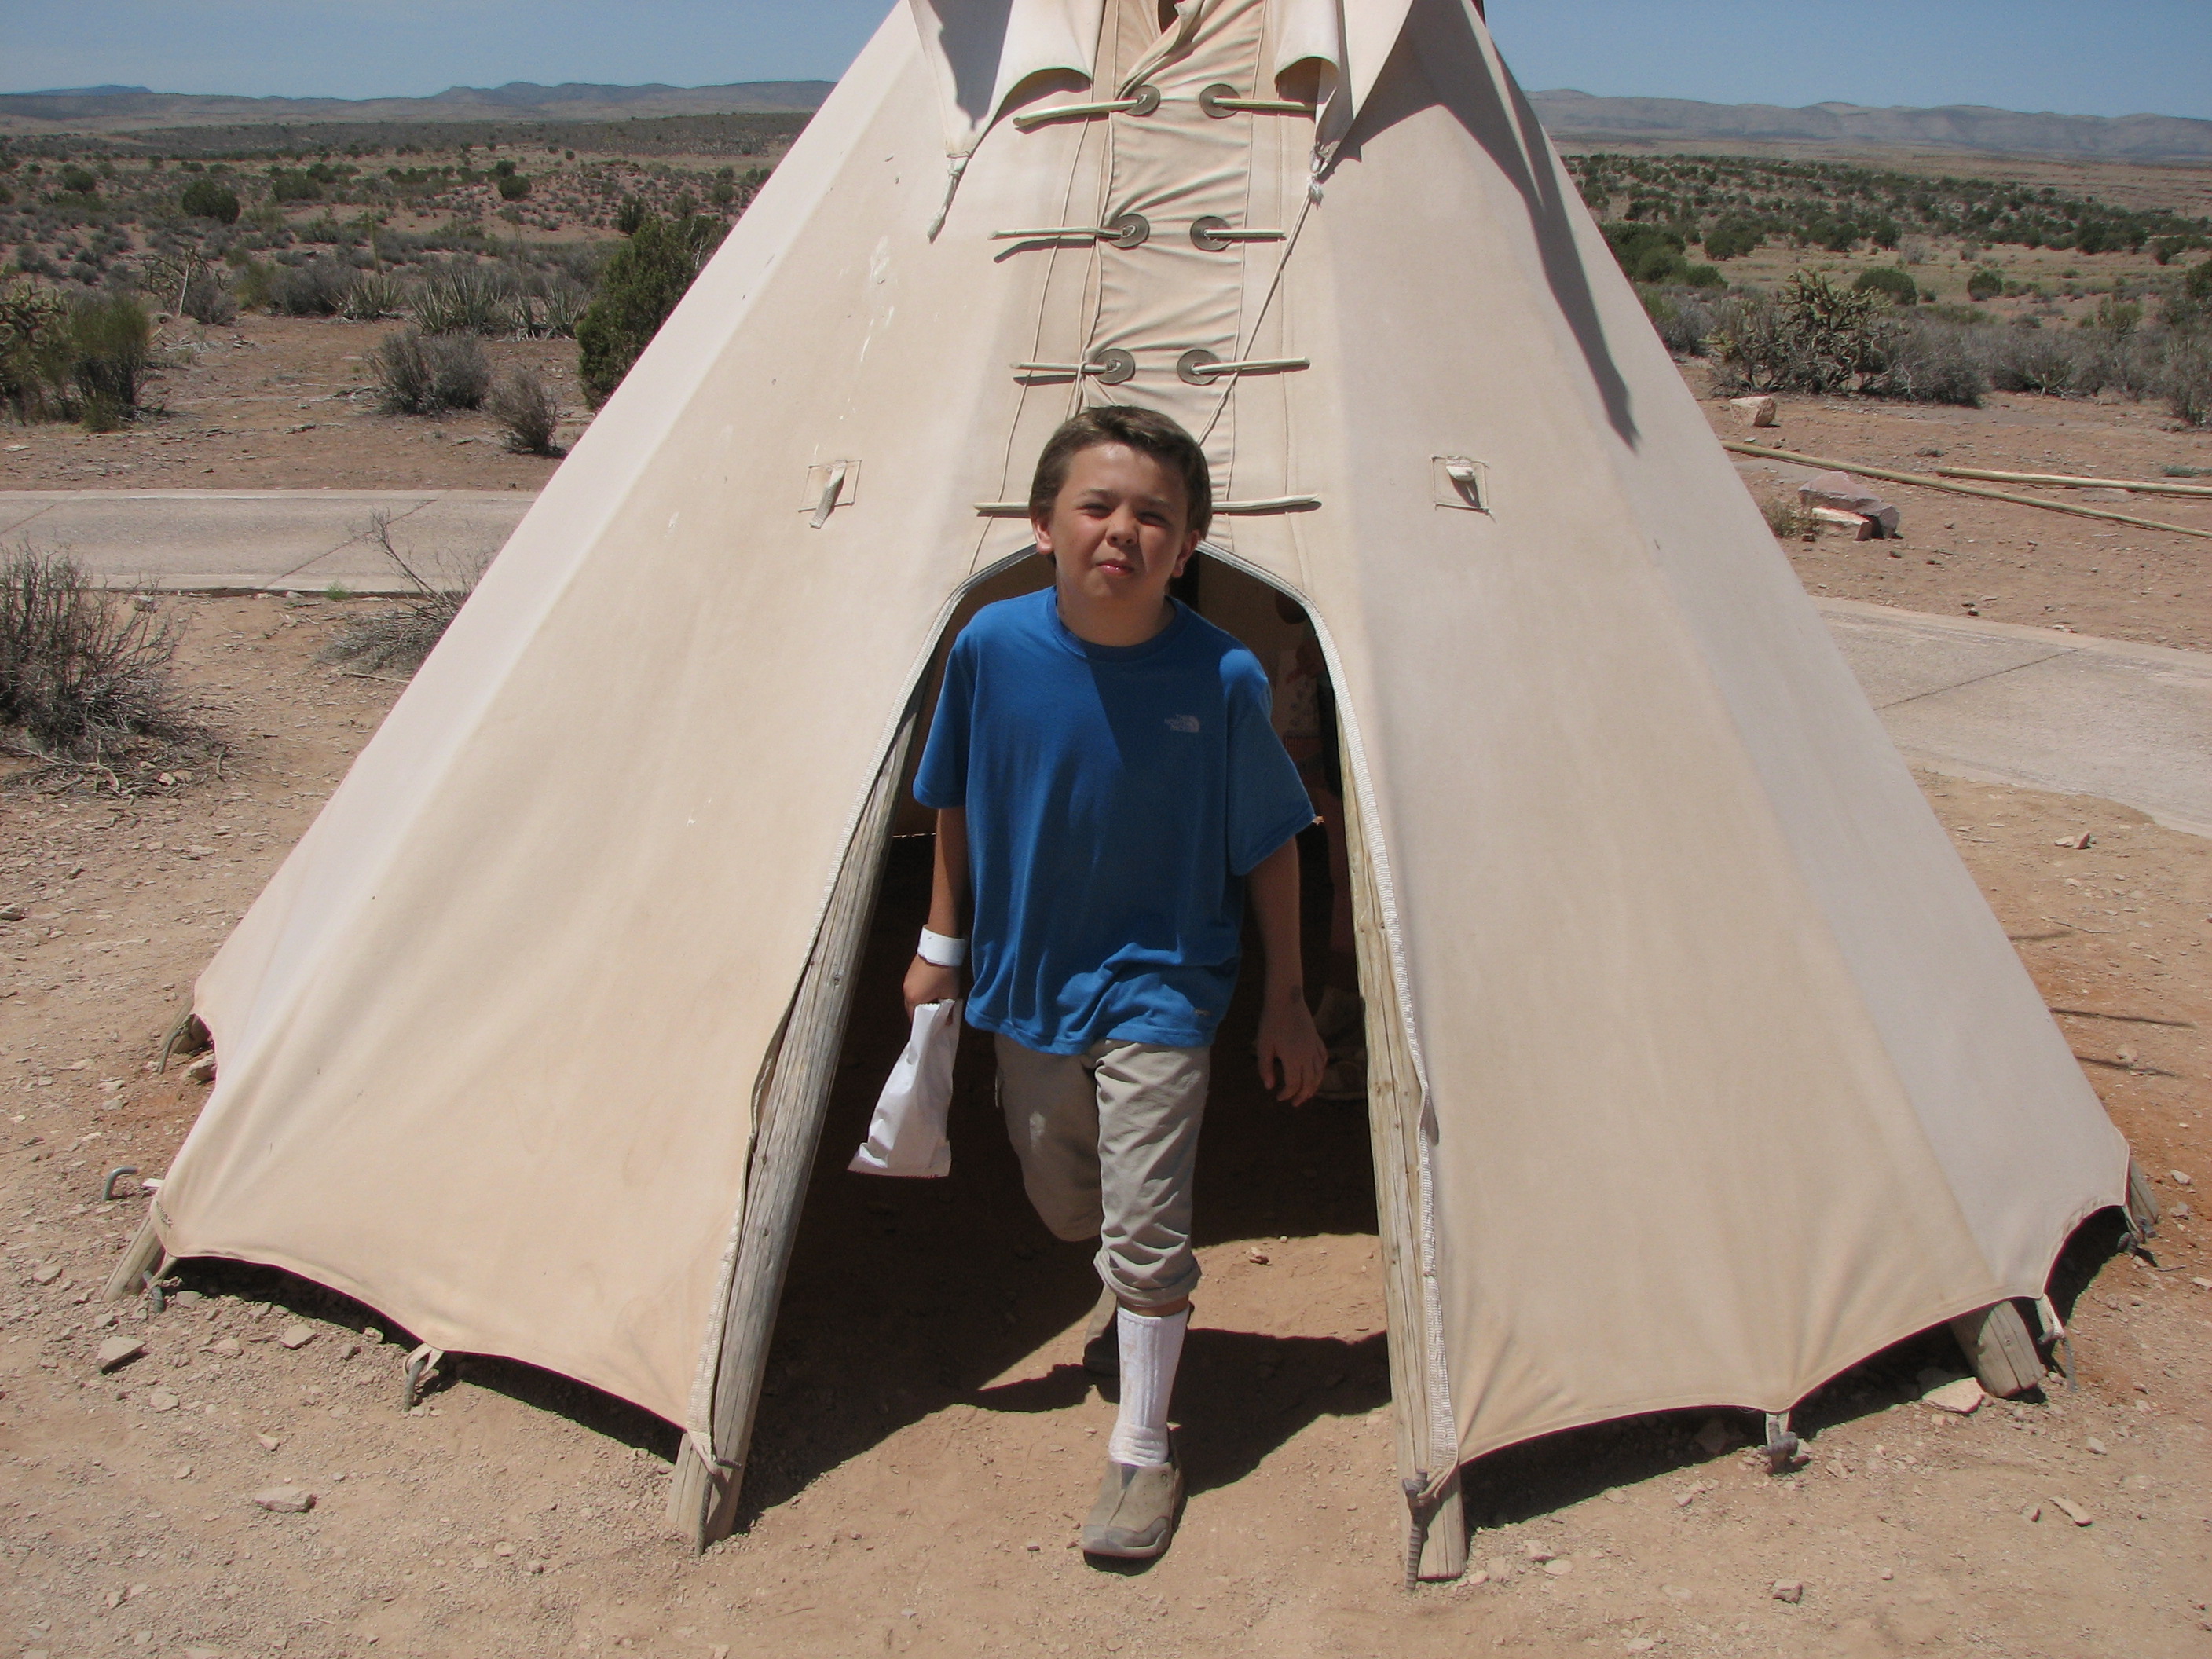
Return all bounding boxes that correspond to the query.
[2,0,2206,121]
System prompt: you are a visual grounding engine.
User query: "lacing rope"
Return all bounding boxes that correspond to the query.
[1012,84,1160,133]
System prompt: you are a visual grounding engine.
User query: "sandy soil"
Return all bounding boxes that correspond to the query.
[1711,390,2212,653]
[0,317,581,493]
[0,597,2207,1657]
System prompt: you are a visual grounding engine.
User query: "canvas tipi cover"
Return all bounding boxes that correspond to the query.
[129,0,2126,1554]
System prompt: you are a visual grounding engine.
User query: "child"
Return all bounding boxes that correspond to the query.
[905,405,1328,1560]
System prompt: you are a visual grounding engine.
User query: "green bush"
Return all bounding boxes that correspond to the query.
[496,173,532,202]
[575,211,721,406]
[266,169,324,203]
[1601,222,1695,284]
[266,259,354,317]
[2186,258,2212,304]
[1702,219,1762,261]
[1966,268,2004,302]
[1852,266,1920,306]
[409,266,515,335]
[56,165,98,198]
[613,196,648,236]
[178,178,240,223]
[1679,263,1725,290]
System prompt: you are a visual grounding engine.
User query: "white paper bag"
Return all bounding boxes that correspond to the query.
[848,998,958,1178]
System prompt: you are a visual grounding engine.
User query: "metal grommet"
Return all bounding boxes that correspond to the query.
[1177,349,1221,386]
[1126,83,1161,117]
[1089,348,1137,386]
[1105,212,1150,249]
[1198,82,1239,119]
[1190,215,1232,252]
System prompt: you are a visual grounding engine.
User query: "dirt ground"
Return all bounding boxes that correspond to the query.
[0,317,580,493]
[1712,390,2212,653]
[0,595,2207,1657]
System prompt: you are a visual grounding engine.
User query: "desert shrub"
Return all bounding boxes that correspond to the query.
[2188,258,2212,303]
[1852,266,1920,306]
[486,366,562,455]
[56,165,98,199]
[2163,332,2212,427]
[339,271,405,321]
[1760,497,1811,539]
[266,169,324,203]
[614,195,649,235]
[575,211,721,406]
[0,283,72,421]
[266,258,354,317]
[372,328,489,415]
[1702,218,1762,261]
[1709,273,1888,396]
[68,295,152,424]
[317,514,481,674]
[496,173,532,201]
[1873,318,1988,407]
[1602,222,1694,284]
[1982,324,2078,395]
[0,547,208,778]
[410,265,514,335]
[1642,289,1716,357]
[179,268,237,325]
[1965,269,2003,302]
[178,178,240,223]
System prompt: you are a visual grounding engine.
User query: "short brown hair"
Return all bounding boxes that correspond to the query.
[1028,405,1212,541]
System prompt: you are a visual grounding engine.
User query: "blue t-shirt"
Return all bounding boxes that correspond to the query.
[914,588,1313,1056]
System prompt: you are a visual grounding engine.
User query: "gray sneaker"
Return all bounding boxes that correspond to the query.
[1081,1285,1119,1376]
[1082,1455,1183,1560]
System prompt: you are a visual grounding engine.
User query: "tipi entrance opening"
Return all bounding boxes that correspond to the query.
[733,553,1410,1534]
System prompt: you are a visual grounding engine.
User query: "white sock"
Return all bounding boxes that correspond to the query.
[1107,1306,1188,1467]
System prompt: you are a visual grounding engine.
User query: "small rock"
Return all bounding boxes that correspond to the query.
[1692,1417,1733,1457]
[1626,1642,1658,1654]
[211,1338,242,1357]
[253,1485,315,1514]
[1602,1489,1624,1504]
[1728,394,1778,427]
[2191,1277,2212,1291]
[1922,1377,1984,1415]
[147,1388,178,1412]
[183,1052,216,1085]
[1246,1249,1270,1265]
[2171,1170,2193,1188]
[2086,1437,2108,1455]
[255,1434,282,1452]
[276,1324,315,1350]
[2052,1495,2092,1526]
[1772,1580,1804,1604]
[174,1463,192,1480]
[526,1559,546,1574]
[493,1541,515,1557]
[2053,832,2093,850]
[1023,1540,1041,1551]
[1467,1569,1491,1585]
[1522,1543,1555,1562]
[2022,1502,2042,1522]
[30,1262,62,1285]
[96,1337,145,1372]
[1543,1558,1573,1577]
[1487,1556,1512,1580]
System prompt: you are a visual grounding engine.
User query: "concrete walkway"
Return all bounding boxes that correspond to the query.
[0,489,529,595]
[4,490,2205,837]
[1815,598,2212,839]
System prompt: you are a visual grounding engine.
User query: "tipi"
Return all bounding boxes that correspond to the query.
[111,0,2138,1573]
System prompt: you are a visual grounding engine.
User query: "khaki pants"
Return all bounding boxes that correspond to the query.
[994,1035,1210,1310]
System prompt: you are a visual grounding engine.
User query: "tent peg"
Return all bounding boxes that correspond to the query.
[1762,1412,1800,1473]
[102,1165,140,1201]
[403,1345,446,1410]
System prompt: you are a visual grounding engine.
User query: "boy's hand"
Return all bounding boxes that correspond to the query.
[1256,991,1328,1106]
[904,956,961,1017]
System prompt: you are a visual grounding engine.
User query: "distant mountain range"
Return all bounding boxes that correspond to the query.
[3,79,2207,163]
[1529,91,2212,162]
[0,80,834,134]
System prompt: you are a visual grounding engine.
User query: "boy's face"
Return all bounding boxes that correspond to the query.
[1034,441,1199,616]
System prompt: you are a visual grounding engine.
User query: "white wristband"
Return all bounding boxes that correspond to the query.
[917,927,968,968]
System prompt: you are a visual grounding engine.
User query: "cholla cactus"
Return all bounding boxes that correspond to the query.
[0,280,71,419]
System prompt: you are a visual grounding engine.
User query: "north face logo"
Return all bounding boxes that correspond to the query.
[1165,714,1201,734]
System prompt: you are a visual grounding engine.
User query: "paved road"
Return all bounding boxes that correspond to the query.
[5,490,2206,837]
[0,489,527,595]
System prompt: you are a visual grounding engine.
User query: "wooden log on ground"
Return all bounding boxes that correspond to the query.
[1948,1301,2043,1397]
[1933,467,2212,498]
[1723,441,2212,540]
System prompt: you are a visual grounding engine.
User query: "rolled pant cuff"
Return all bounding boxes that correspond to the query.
[1097,1254,1201,1310]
